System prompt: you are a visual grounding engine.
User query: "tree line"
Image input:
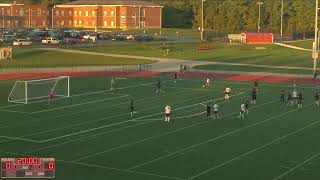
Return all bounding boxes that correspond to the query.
[4,0,318,35]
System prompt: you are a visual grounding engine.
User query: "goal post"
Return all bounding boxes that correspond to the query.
[8,76,70,104]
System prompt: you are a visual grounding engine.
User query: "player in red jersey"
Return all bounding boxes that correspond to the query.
[48,89,54,104]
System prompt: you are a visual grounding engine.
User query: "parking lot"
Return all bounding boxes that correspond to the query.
[0,28,166,47]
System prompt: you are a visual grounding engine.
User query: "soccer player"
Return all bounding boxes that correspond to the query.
[251,88,257,104]
[315,92,320,106]
[203,77,211,88]
[174,72,178,83]
[245,99,250,114]
[281,89,285,102]
[297,92,303,108]
[206,103,212,120]
[224,86,231,100]
[156,81,164,94]
[110,76,115,90]
[130,99,137,117]
[164,105,171,122]
[253,80,259,89]
[292,89,298,105]
[238,103,245,119]
[213,102,219,119]
[287,92,293,106]
[48,89,54,104]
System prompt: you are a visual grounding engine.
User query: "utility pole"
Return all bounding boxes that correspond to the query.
[51,5,55,29]
[2,8,4,28]
[280,0,284,42]
[313,0,319,76]
[257,2,263,32]
[201,0,206,41]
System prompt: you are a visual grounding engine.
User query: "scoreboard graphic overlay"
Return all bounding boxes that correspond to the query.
[1,158,55,178]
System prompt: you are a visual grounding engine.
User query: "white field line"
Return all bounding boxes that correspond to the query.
[29,94,129,114]
[142,84,223,93]
[0,80,171,109]
[128,111,206,122]
[72,97,275,162]
[0,109,31,114]
[126,100,303,170]
[184,78,319,89]
[58,160,186,180]
[38,92,244,143]
[189,107,317,179]
[0,136,41,143]
[273,152,320,180]
[26,94,249,154]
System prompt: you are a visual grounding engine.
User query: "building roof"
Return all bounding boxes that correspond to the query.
[60,0,162,7]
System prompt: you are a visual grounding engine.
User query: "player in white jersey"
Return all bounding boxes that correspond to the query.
[213,103,219,119]
[224,87,231,100]
[292,89,298,104]
[238,103,245,119]
[203,77,211,88]
[164,105,171,122]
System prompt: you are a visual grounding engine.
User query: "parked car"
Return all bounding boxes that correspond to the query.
[134,35,153,42]
[112,33,126,41]
[126,34,135,40]
[42,37,61,45]
[13,39,32,46]
[0,35,17,43]
[97,33,110,40]
[26,35,42,41]
[83,33,97,40]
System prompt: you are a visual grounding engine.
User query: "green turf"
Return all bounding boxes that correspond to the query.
[1,76,320,180]
[74,42,315,68]
[284,40,313,49]
[193,64,313,75]
[0,48,154,69]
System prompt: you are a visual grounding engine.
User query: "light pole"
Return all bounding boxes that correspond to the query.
[257,2,263,32]
[2,8,4,29]
[201,0,206,41]
[280,0,284,42]
[313,0,319,76]
[51,5,55,29]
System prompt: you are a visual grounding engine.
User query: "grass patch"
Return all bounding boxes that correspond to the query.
[0,48,155,68]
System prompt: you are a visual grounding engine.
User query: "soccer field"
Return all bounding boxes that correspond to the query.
[1,76,320,180]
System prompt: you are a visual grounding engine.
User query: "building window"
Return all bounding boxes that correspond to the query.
[79,11,82,16]
[69,11,72,16]
[104,21,107,27]
[56,10,59,16]
[61,20,64,26]
[85,11,88,16]
[35,8,40,16]
[19,8,24,16]
[6,9,10,15]
[61,11,64,16]
[74,11,77,16]
[92,11,95,16]
[43,20,46,26]
[92,21,95,27]
[120,12,126,24]
[69,20,72,26]
[79,20,82,26]
[111,11,114,16]
[74,20,77,26]
[103,11,107,16]
[111,21,114,27]
[140,8,145,17]
[85,21,88,27]
[131,15,136,26]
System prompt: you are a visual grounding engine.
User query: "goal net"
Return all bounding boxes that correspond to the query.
[8,76,70,104]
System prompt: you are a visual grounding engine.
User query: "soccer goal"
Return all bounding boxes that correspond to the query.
[8,76,70,104]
